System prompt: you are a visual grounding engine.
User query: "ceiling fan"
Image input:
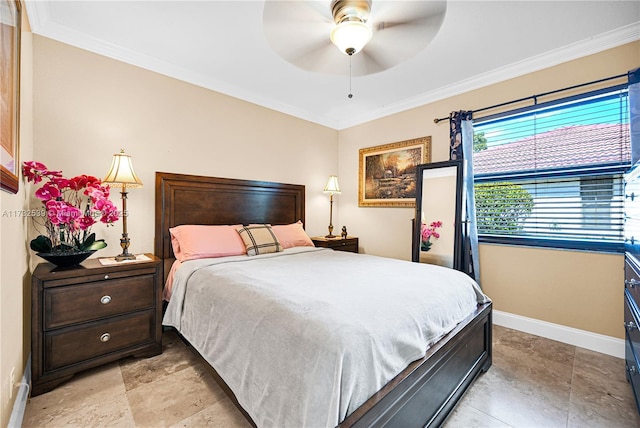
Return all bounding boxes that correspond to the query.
[263,0,448,77]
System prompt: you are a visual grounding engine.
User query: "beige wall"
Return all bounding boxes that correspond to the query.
[480,244,623,336]
[339,41,640,339]
[1,4,33,424]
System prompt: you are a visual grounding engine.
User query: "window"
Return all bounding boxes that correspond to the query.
[473,85,630,252]
[580,177,614,230]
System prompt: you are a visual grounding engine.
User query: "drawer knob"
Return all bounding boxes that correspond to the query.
[100,333,111,343]
[627,192,636,201]
[625,321,637,331]
[104,274,110,280]
[625,279,639,289]
[100,295,111,305]
[628,365,638,376]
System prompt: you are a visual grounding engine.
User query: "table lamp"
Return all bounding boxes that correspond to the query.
[103,149,143,261]
[323,175,341,238]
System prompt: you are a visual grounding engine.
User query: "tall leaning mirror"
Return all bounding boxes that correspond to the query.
[412,160,464,269]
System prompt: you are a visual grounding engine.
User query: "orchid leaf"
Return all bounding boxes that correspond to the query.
[82,233,96,249]
[30,235,53,253]
[84,239,107,251]
[55,243,75,252]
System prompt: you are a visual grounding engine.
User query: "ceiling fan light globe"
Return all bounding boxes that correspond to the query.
[330,20,372,55]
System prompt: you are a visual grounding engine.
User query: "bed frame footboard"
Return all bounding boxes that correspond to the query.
[340,302,492,428]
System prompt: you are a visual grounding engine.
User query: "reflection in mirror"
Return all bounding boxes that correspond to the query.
[412,160,463,270]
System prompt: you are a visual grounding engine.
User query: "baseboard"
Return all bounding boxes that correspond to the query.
[8,355,31,428]
[493,310,625,359]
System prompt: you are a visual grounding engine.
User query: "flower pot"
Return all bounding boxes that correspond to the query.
[36,250,95,268]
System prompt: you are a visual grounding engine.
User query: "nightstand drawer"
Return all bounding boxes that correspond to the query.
[44,310,155,371]
[43,265,158,288]
[331,241,357,252]
[44,274,155,329]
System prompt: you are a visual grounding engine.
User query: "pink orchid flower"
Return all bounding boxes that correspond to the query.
[23,160,120,253]
[35,182,61,202]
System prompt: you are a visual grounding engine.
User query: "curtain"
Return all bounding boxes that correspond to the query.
[630,68,640,165]
[449,111,480,283]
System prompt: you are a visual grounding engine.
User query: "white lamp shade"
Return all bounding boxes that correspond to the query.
[323,175,341,194]
[103,150,143,188]
[330,20,372,55]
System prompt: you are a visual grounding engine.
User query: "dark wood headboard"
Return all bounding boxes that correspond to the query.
[155,172,306,278]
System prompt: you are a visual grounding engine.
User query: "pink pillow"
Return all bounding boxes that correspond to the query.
[271,221,314,249]
[169,225,246,261]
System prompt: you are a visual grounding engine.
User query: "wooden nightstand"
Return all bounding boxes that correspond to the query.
[312,236,359,253]
[31,254,163,396]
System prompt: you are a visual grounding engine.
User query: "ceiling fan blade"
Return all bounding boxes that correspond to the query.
[287,40,344,74]
[363,0,447,71]
[264,0,347,73]
[371,0,447,29]
[352,0,447,76]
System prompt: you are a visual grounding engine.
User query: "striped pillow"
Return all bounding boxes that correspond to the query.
[236,224,283,256]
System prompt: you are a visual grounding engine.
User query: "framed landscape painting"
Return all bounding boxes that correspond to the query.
[358,136,431,207]
[1,0,21,194]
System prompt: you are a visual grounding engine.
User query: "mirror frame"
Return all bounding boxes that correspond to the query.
[412,160,464,269]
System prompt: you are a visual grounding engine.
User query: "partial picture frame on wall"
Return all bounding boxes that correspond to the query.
[358,136,431,207]
[1,0,21,194]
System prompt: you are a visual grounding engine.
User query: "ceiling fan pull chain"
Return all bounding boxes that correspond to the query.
[348,52,353,99]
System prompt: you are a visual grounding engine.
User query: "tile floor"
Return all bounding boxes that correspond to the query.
[23,326,640,427]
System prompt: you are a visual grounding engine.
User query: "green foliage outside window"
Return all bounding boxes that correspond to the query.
[473,132,487,152]
[475,182,534,233]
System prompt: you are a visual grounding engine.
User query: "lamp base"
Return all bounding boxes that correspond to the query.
[114,253,137,262]
[326,222,335,239]
[116,228,135,262]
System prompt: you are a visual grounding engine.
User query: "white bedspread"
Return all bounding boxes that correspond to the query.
[163,247,489,428]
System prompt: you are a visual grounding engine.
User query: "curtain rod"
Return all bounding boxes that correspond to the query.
[433,72,628,124]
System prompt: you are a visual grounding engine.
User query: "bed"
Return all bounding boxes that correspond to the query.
[155,171,492,428]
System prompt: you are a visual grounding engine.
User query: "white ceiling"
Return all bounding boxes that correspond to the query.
[25,1,640,130]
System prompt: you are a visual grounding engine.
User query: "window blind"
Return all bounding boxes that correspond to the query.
[472,85,630,252]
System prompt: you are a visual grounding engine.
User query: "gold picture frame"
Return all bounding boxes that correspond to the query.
[1,0,21,194]
[359,136,431,207]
